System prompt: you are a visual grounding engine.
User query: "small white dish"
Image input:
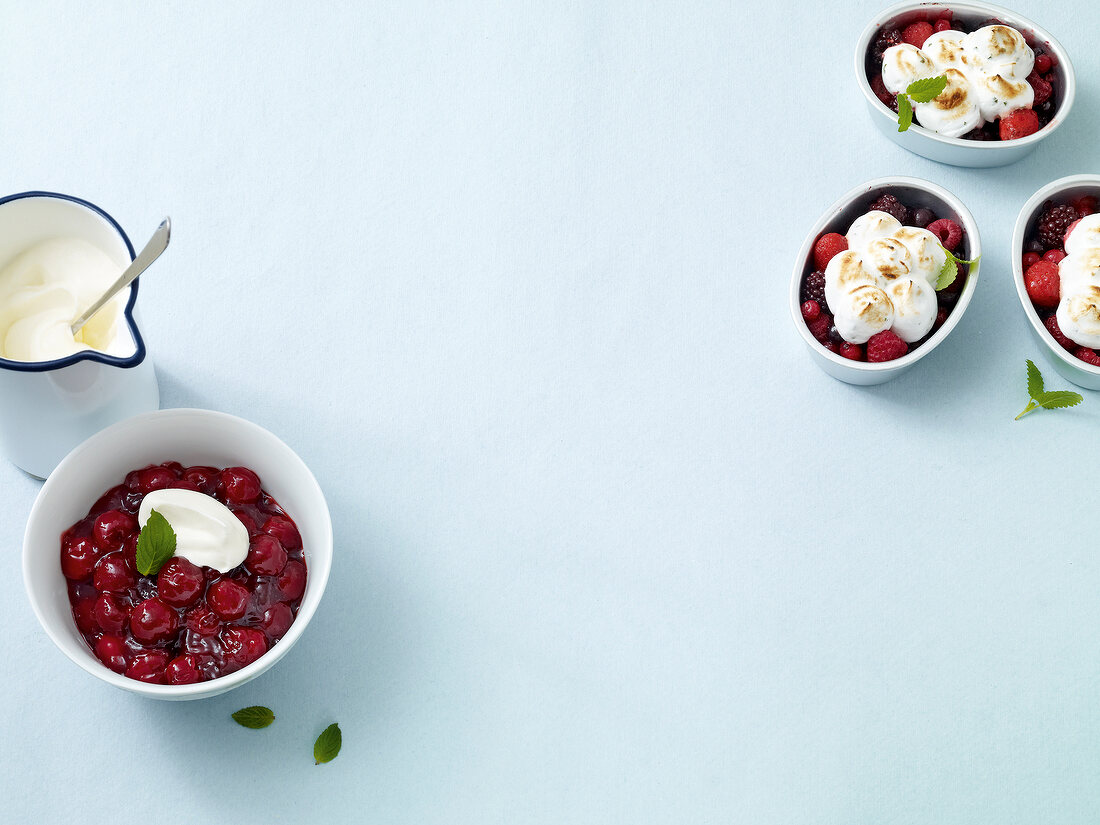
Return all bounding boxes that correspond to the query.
[855,1,1075,167]
[22,408,333,701]
[790,176,981,385]
[1012,174,1100,391]
[0,192,160,479]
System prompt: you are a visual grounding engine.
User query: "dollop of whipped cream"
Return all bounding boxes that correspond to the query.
[881,25,1035,137]
[1056,214,1100,349]
[0,237,128,363]
[824,210,945,344]
[139,489,249,573]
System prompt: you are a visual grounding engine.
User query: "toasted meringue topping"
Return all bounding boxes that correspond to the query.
[882,43,937,93]
[880,23,1036,137]
[1065,214,1100,256]
[822,210,946,345]
[1056,229,1100,348]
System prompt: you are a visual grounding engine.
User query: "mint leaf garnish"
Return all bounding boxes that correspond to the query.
[906,75,948,103]
[1015,360,1083,419]
[894,75,948,131]
[314,722,342,764]
[897,93,913,132]
[936,256,958,290]
[232,706,275,729]
[935,246,980,291]
[135,509,176,576]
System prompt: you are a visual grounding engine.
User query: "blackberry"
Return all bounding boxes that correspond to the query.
[801,270,829,313]
[869,193,909,224]
[911,207,936,228]
[872,27,902,61]
[1037,203,1078,250]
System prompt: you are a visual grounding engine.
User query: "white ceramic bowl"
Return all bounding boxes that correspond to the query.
[1012,174,1100,391]
[855,1,1075,167]
[22,408,333,700]
[791,176,981,385]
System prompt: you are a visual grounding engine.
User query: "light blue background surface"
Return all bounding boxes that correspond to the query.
[2,1,1099,822]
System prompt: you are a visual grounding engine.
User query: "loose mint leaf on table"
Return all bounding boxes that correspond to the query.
[906,75,948,103]
[135,509,176,576]
[896,93,914,132]
[314,722,342,764]
[1015,360,1083,420]
[232,706,275,729]
[1026,359,1044,398]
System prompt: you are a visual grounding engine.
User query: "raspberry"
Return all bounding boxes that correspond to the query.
[926,218,962,252]
[1074,347,1100,367]
[1043,249,1067,264]
[1024,260,1061,308]
[1034,53,1052,74]
[999,108,1039,141]
[813,233,848,271]
[933,18,951,32]
[1044,314,1075,352]
[869,194,909,224]
[902,21,934,48]
[800,300,821,321]
[1026,72,1052,107]
[839,342,864,361]
[1073,196,1098,218]
[801,270,828,310]
[1022,251,1041,269]
[866,330,909,362]
[937,9,953,21]
[911,207,936,228]
[1037,203,1078,250]
[807,312,832,343]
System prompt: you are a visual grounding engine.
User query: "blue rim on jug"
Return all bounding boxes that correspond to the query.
[0,191,145,373]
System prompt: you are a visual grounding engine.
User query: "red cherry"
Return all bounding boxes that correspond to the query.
[92,509,137,552]
[181,466,219,493]
[220,467,261,504]
[276,560,306,601]
[222,626,267,669]
[94,592,131,633]
[262,516,302,550]
[247,535,287,576]
[60,536,100,580]
[261,602,294,639]
[157,557,205,607]
[130,597,179,644]
[232,509,259,535]
[207,579,249,621]
[1043,249,1067,264]
[125,650,171,683]
[184,604,222,635]
[165,654,203,684]
[71,596,99,635]
[1034,53,1052,74]
[137,466,177,495]
[1022,251,1041,269]
[93,552,136,593]
[95,635,129,673]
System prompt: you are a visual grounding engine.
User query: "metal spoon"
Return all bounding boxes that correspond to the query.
[70,217,171,336]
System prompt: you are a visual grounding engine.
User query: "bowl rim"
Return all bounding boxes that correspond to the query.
[789,175,982,372]
[854,0,1076,152]
[1011,173,1100,379]
[0,191,149,374]
[21,407,334,698]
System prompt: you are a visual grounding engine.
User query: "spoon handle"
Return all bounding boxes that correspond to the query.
[71,217,171,336]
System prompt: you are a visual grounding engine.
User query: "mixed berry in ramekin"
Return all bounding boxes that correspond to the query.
[866,7,1061,141]
[60,462,307,685]
[799,191,972,364]
[1021,197,1100,368]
